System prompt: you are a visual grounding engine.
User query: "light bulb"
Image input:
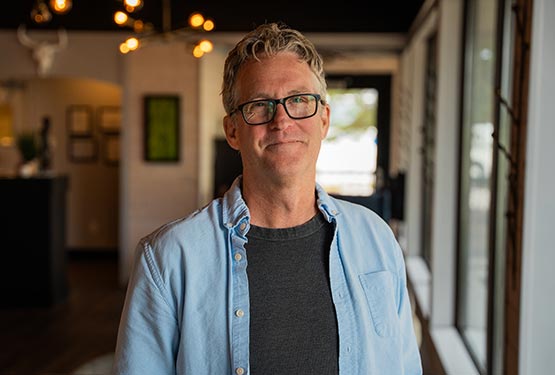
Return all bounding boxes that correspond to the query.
[198,40,213,53]
[124,0,142,8]
[114,11,128,25]
[31,1,52,24]
[133,20,145,33]
[192,45,204,58]
[125,37,140,51]
[203,19,215,32]
[189,13,205,28]
[50,0,72,14]
[119,43,130,54]
[124,0,142,12]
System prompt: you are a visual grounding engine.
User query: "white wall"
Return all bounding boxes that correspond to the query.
[520,0,555,372]
[198,48,227,207]
[119,42,201,284]
[430,0,463,328]
[28,78,121,249]
[0,31,125,84]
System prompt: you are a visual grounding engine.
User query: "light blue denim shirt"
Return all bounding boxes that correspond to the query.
[112,177,422,375]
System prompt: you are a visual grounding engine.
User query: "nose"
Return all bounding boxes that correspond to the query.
[269,102,292,130]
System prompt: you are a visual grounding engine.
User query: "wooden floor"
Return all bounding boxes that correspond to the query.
[0,254,125,375]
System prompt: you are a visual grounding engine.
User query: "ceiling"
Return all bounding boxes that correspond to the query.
[1,0,424,34]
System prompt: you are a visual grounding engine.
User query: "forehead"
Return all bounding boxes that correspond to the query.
[235,52,318,99]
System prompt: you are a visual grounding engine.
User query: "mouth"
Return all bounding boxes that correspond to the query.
[265,139,304,147]
[265,140,305,150]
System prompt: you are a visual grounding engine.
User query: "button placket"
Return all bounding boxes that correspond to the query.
[229,218,250,375]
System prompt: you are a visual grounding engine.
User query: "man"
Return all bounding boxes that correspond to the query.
[112,22,422,374]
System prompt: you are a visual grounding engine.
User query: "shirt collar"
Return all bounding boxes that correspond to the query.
[221,176,250,230]
[221,175,341,229]
[315,182,341,222]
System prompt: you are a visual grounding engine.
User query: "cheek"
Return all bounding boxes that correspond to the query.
[237,127,263,152]
[248,126,267,142]
[304,122,326,142]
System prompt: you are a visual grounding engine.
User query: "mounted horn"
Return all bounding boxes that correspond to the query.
[17,24,68,76]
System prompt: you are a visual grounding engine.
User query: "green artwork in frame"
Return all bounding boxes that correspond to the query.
[144,95,180,162]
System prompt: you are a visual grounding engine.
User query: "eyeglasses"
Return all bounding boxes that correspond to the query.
[231,93,324,126]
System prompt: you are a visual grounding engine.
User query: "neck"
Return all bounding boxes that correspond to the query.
[242,173,318,228]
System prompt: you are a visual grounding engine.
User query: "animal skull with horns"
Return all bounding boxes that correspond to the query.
[17,24,68,76]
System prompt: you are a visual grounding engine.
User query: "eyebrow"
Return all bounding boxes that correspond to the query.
[243,89,313,102]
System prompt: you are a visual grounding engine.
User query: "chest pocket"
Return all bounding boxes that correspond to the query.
[359,271,400,337]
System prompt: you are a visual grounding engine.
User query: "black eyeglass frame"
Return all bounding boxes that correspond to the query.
[230,93,325,126]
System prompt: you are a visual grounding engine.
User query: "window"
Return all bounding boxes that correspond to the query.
[317,75,391,204]
[456,0,499,372]
[317,87,378,196]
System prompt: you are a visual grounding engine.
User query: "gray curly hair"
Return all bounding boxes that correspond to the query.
[221,22,327,115]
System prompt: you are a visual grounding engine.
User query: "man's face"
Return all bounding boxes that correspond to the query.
[224,52,330,184]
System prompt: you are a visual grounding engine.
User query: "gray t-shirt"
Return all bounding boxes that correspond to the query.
[246,213,338,374]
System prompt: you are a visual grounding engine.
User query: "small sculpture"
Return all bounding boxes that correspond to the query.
[38,116,52,172]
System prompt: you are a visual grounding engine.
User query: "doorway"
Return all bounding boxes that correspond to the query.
[318,74,392,219]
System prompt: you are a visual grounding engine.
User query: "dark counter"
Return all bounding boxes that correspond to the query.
[0,175,69,307]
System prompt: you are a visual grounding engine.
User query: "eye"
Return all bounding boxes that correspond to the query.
[289,95,307,104]
[243,101,266,113]
[252,101,269,109]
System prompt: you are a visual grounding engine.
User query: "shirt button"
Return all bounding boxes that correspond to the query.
[234,253,242,261]
[235,309,244,318]
[235,367,245,375]
[239,222,247,231]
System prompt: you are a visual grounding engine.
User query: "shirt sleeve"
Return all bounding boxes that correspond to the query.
[112,240,179,375]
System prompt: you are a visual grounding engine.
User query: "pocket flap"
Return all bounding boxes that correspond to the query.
[359,271,400,337]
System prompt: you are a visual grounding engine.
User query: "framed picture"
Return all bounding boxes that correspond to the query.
[98,106,121,134]
[67,105,93,137]
[69,138,98,163]
[102,134,120,165]
[143,95,180,162]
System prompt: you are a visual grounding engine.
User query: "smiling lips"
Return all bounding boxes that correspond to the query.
[264,138,305,149]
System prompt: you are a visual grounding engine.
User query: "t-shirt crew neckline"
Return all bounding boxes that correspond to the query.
[247,213,328,241]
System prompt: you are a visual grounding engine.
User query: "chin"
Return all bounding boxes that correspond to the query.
[265,159,315,180]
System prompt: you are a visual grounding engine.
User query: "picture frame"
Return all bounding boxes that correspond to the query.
[102,134,120,166]
[67,105,93,137]
[143,95,180,162]
[97,106,121,134]
[68,138,98,163]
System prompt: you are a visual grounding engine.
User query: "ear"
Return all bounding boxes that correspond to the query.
[224,115,240,151]
[320,103,331,140]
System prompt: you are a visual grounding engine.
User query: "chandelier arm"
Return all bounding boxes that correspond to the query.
[162,0,171,33]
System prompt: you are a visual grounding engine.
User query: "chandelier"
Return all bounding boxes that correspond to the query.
[114,0,215,58]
